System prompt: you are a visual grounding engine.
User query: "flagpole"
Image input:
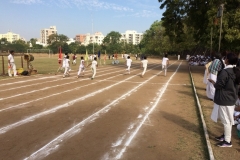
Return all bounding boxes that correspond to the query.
[92,12,94,55]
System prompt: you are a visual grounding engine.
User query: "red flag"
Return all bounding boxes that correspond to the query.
[58,46,62,65]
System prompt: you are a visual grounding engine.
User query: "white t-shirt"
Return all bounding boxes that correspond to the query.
[62,58,66,67]
[65,59,70,67]
[80,60,85,68]
[141,59,148,67]
[126,59,132,66]
[162,57,169,65]
[8,54,14,63]
[91,60,98,68]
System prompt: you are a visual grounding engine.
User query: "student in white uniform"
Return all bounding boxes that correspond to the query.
[87,57,98,80]
[162,54,169,76]
[77,56,85,78]
[63,55,70,78]
[125,56,132,74]
[141,56,148,77]
[8,50,17,77]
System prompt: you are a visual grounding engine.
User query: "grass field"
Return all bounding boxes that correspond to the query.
[0,53,129,78]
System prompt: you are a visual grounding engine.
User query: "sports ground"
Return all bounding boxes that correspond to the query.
[0,55,239,160]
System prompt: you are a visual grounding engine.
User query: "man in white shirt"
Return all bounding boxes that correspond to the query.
[87,57,98,80]
[8,50,17,77]
[125,56,132,74]
[141,56,148,77]
[162,54,169,76]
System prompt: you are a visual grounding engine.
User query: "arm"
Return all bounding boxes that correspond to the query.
[213,70,228,89]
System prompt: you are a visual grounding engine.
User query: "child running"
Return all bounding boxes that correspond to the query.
[125,56,132,74]
[77,56,85,78]
[87,57,98,80]
[162,54,169,76]
[63,55,70,78]
[140,56,148,78]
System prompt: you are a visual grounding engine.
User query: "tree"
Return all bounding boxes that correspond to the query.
[158,0,240,52]
[102,31,122,54]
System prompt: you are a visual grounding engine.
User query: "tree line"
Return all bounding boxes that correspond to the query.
[0,31,141,56]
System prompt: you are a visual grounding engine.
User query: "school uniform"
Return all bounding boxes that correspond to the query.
[126,58,132,73]
[77,59,85,76]
[63,58,70,77]
[162,57,169,76]
[141,59,148,76]
[91,60,98,79]
[8,54,17,77]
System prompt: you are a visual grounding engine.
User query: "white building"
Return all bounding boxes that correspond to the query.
[0,31,21,43]
[82,32,105,46]
[40,26,57,45]
[121,30,143,45]
[67,38,75,45]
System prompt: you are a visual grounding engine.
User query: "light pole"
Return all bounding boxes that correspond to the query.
[217,4,224,53]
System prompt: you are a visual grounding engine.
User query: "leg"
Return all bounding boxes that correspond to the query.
[218,105,234,143]
[92,67,96,79]
[8,65,12,77]
[12,64,17,76]
[77,66,81,76]
[142,66,147,76]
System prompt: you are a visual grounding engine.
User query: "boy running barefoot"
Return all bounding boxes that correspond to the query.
[87,57,98,80]
[141,56,148,78]
[77,56,85,78]
[162,54,169,76]
[63,55,70,78]
[125,56,132,74]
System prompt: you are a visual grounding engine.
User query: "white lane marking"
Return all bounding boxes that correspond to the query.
[0,64,147,100]
[23,62,178,160]
[0,64,159,112]
[0,76,55,87]
[0,63,163,133]
[111,62,182,160]
[0,66,121,92]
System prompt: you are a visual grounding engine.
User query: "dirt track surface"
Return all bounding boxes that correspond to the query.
[0,59,239,160]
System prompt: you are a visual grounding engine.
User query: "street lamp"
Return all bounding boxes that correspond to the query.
[217,4,224,53]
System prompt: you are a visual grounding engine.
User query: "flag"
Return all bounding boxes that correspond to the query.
[98,50,101,58]
[58,46,62,65]
[85,49,88,61]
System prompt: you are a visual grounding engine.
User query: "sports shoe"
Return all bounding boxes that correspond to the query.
[215,134,224,142]
[217,141,232,147]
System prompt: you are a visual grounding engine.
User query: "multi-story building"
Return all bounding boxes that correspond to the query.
[76,32,105,46]
[40,26,57,45]
[75,34,87,44]
[0,31,21,43]
[121,30,143,45]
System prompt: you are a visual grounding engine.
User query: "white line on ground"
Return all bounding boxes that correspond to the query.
[23,62,178,160]
[107,62,182,160]
[0,64,155,100]
[0,66,123,92]
[0,63,164,133]
[0,64,159,112]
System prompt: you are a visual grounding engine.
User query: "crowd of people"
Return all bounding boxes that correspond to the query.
[188,55,212,66]
[202,52,240,147]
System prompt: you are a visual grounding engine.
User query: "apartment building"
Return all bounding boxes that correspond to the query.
[0,31,21,43]
[121,30,143,45]
[75,34,87,44]
[40,26,57,45]
[77,32,105,46]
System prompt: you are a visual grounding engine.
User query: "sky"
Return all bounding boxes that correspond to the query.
[0,0,165,41]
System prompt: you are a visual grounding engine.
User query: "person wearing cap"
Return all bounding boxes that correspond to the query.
[8,50,17,77]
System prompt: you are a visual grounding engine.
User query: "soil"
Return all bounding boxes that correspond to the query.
[0,58,239,160]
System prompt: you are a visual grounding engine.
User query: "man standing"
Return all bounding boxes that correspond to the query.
[8,50,17,77]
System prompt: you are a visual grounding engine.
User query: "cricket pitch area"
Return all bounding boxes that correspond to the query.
[0,57,239,160]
